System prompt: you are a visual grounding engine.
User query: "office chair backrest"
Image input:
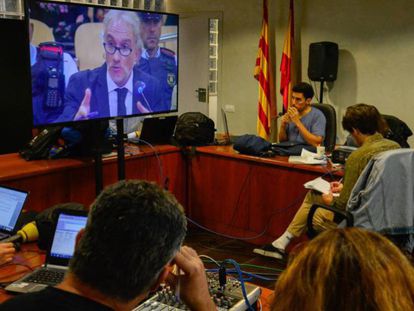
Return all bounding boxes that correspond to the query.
[382,114,412,148]
[307,149,414,243]
[31,19,54,46]
[311,103,336,152]
[347,149,414,234]
[160,26,177,52]
[75,23,105,71]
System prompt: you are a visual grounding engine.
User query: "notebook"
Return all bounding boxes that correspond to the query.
[129,115,178,145]
[5,209,88,294]
[0,185,29,241]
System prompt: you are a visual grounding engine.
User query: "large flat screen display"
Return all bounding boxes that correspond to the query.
[26,0,178,127]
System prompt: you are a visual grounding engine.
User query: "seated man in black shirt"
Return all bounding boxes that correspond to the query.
[0,180,215,311]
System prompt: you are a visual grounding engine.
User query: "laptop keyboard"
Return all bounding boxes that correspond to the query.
[25,269,65,286]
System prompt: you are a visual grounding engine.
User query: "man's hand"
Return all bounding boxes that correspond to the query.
[280,113,291,126]
[74,88,91,121]
[136,101,152,114]
[0,243,15,265]
[166,246,215,311]
[287,107,300,124]
[322,191,334,205]
[330,181,343,194]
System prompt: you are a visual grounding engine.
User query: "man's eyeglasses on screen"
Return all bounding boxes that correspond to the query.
[103,42,133,57]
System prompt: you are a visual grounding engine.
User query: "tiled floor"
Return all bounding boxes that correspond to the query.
[184,226,288,290]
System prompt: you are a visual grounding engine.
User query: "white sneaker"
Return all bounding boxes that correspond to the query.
[253,244,285,259]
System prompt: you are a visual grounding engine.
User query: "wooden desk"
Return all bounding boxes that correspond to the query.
[0,244,45,303]
[187,146,342,245]
[0,145,342,244]
[0,145,186,212]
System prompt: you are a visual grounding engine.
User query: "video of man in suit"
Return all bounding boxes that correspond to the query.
[27,0,178,127]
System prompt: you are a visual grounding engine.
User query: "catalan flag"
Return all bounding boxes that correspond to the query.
[254,0,274,140]
[280,0,294,113]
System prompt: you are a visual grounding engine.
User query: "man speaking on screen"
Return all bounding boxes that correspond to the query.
[56,10,164,123]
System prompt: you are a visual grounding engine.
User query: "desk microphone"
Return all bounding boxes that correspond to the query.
[0,221,39,244]
[135,81,153,112]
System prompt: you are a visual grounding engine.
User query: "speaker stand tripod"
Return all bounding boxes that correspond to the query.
[319,80,324,104]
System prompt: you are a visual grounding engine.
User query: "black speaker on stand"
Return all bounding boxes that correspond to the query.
[307,41,338,103]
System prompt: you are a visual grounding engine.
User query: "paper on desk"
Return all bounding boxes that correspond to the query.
[288,149,326,165]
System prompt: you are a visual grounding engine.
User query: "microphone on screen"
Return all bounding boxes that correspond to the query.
[135,81,153,112]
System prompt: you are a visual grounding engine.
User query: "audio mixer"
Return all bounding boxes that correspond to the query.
[133,272,261,311]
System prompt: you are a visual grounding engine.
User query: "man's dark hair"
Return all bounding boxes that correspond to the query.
[292,82,314,100]
[342,103,386,135]
[69,180,187,302]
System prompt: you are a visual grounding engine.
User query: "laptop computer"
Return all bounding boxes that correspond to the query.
[5,209,88,294]
[221,108,239,145]
[0,185,29,241]
[129,115,178,145]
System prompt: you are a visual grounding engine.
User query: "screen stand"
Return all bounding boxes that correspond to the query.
[90,121,105,196]
[94,150,103,196]
[116,119,126,181]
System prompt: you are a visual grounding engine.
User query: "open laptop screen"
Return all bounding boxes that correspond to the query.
[0,186,29,233]
[221,108,230,139]
[49,213,88,262]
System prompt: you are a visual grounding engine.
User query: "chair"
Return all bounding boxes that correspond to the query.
[311,103,336,152]
[382,114,413,148]
[30,19,54,46]
[74,23,105,70]
[307,149,414,250]
[160,25,178,53]
[307,204,353,238]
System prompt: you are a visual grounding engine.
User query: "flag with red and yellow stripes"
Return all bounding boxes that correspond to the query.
[280,0,294,113]
[254,0,274,140]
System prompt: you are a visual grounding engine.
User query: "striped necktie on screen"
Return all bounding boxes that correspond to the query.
[116,87,128,116]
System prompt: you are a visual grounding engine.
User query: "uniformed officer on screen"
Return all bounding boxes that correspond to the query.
[138,12,177,110]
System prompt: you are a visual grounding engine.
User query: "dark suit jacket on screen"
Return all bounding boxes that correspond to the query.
[56,63,164,123]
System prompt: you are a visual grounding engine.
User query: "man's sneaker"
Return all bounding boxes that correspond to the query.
[253,244,285,259]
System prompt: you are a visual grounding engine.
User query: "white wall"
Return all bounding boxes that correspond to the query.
[299,0,414,145]
[169,0,263,135]
[169,0,414,145]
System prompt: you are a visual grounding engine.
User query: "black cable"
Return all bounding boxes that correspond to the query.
[134,139,165,189]
[224,165,253,235]
[187,167,342,241]
[0,262,34,286]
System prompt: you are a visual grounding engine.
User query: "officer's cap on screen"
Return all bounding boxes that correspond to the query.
[138,12,162,23]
